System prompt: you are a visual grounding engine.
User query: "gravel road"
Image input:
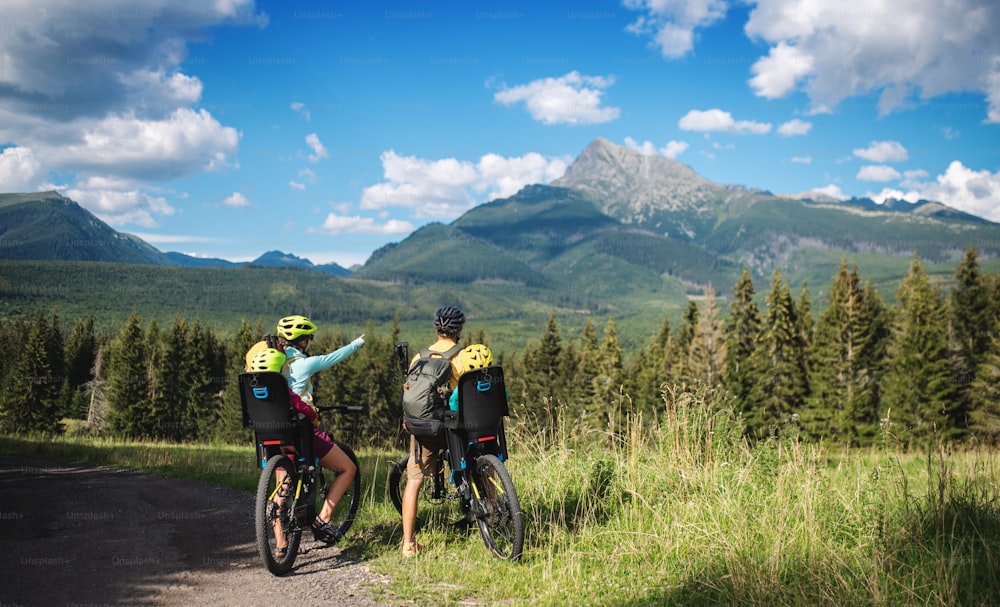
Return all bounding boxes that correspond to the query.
[0,454,395,607]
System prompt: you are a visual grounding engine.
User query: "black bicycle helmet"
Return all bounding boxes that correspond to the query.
[433,306,465,334]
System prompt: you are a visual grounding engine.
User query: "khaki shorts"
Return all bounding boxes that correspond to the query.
[407,435,440,481]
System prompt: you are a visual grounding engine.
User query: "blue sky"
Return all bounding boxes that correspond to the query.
[2,0,999,267]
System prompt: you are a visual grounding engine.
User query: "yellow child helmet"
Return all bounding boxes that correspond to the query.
[248,348,287,373]
[461,344,493,371]
[276,315,318,342]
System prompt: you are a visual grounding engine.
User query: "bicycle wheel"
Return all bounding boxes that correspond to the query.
[470,453,524,561]
[388,454,408,515]
[255,454,302,575]
[313,440,361,543]
[388,453,452,527]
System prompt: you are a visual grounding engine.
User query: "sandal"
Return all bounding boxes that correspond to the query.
[311,516,342,543]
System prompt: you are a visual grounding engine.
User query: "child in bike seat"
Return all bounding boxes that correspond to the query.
[246,346,357,543]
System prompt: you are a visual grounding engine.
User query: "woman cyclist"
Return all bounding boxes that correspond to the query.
[273,315,365,541]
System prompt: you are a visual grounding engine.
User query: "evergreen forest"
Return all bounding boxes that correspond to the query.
[3,247,1000,450]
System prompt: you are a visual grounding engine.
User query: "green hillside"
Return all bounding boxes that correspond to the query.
[0,192,168,264]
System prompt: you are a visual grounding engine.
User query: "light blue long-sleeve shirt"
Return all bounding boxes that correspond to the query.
[284,336,365,403]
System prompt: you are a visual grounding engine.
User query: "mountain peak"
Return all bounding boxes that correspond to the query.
[252,250,314,267]
[556,138,710,188]
[550,138,726,237]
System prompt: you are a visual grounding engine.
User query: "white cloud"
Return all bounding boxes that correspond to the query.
[791,156,812,164]
[0,1,257,226]
[290,101,311,121]
[624,0,729,58]
[853,140,909,162]
[0,146,42,191]
[865,188,920,205]
[912,161,1000,221]
[678,108,772,134]
[129,232,220,244]
[493,71,620,125]
[476,152,570,199]
[815,184,848,200]
[360,150,570,219]
[222,192,252,208]
[744,0,1000,122]
[624,137,690,159]
[289,181,306,191]
[314,214,415,236]
[0,0,264,119]
[48,109,240,180]
[305,133,329,163]
[861,161,1000,222]
[64,178,175,227]
[777,118,812,136]
[857,165,902,182]
[901,169,930,188]
[748,41,814,99]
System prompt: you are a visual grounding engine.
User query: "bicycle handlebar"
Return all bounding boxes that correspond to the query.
[315,404,368,414]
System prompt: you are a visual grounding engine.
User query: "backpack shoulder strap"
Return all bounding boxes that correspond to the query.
[442,344,463,360]
[419,344,463,360]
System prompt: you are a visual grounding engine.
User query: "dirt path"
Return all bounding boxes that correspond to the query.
[0,454,395,607]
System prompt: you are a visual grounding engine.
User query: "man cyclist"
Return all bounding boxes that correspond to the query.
[273,314,365,541]
[400,305,466,556]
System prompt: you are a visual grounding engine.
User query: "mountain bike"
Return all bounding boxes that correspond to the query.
[239,371,363,575]
[388,359,524,561]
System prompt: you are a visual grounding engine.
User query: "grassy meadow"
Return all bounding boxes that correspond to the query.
[3,388,999,606]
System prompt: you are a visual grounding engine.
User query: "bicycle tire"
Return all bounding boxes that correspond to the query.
[388,454,408,515]
[314,440,361,543]
[388,453,451,526]
[470,453,524,561]
[255,454,301,575]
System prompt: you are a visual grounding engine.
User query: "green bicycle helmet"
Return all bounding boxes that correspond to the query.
[276,315,318,342]
[248,347,287,373]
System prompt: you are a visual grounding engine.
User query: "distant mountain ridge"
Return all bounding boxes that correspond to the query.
[0,192,351,275]
[359,138,1000,298]
[1,138,996,296]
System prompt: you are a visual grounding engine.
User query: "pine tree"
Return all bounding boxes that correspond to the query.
[746,270,809,436]
[184,320,225,441]
[804,261,888,445]
[968,316,1000,443]
[687,285,727,397]
[672,300,700,385]
[536,313,564,403]
[796,282,813,380]
[626,314,673,417]
[105,313,151,438]
[881,257,958,444]
[43,309,68,421]
[85,345,108,433]
[950,245,992,429]
[587,318,624,429]
[573,317,601,426]
[215,318,261,444]
[64,315,97,419]
[0,310,64,434]
[0,317,30,399]
[723,268,762,417]
[150,318,189,440]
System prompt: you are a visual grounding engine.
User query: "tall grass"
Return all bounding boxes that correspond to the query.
[3,387,999,606]
[394,385,999,607]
